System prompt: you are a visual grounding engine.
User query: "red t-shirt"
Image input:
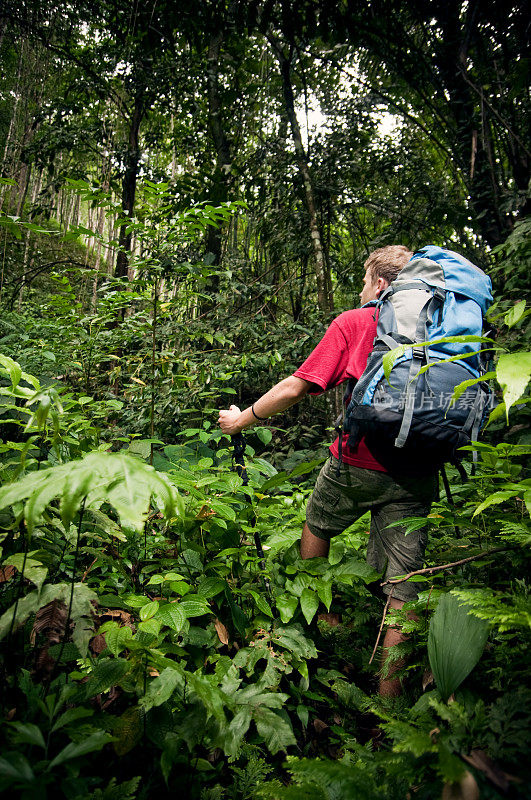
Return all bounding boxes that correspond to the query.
[293,307,386,472]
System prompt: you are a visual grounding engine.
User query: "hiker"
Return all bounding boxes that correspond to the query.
[217,245,439,697]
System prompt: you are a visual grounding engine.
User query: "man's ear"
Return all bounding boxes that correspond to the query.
[375,277,389,296]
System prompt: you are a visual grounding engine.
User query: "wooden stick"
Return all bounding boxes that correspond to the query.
[380,545,513,588]
[368,587,394,665]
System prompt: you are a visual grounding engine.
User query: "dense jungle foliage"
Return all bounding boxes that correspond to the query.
[0,1,530,798]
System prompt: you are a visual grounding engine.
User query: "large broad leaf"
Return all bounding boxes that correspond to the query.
[0,451,184,533]
[224,707,252,757]
[155,603,187,632]
[450,372,496,404]
[179,598,211,617]
[47,730,113,769]
[300,588,319,624]
[275,594,298,624]
[472,488,521,517]
[113,707,144,756]
[428,593,489,702]
[8,722,45,750]
[272,625,318,660]
[0,753,34,782]
[85,658,130,698]
[496,352,531,420]
[254,707,296,755]
[140,666,184,712]
[504,300,526,328]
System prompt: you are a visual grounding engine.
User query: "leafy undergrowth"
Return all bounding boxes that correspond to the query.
[0,354,530,800]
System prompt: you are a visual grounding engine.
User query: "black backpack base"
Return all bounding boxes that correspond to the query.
[347,405,471,479]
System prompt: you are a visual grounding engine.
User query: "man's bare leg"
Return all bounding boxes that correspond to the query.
[379,596,412,697]
[300,526,409,698]
[300,522,329,559]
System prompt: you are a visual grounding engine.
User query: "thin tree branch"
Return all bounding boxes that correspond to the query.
[381,545,516,587]
[368,587,394,665]
[458,66,531,160]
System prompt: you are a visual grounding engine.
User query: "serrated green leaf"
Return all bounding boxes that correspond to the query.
[138,618,161,637]
[254,707,296,754]
[472,489,520,517]
[140,600,159,621]
[113,706,143,756]
[155,603,186,632]
[140,666,184,712]
[197,577,225,599]
[224,706,252,756]
[272,625,318,659]
[104,624,133,657]
[179,598,211,617]
[85,658,130,698]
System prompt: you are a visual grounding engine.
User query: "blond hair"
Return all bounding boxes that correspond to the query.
[365,245,412,285]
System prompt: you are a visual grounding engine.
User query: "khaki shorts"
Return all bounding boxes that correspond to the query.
[306,456,438,601]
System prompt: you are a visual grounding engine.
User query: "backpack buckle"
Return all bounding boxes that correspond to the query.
[433,287,446,303]
[412,346,425,360]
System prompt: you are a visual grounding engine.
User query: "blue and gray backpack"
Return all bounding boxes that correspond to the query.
[341,245,495,477]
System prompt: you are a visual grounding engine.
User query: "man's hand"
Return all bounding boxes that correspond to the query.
[218,405,243,435]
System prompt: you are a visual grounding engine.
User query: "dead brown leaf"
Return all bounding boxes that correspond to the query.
[31,599,69,677]
[313,718,329,734]
[0,565,16,583]
[215,618,230,645]
[208,748,223,765]
[90,633,107,655]
[422,669,434,691]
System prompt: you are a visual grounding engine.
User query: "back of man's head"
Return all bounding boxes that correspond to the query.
[365,245,412,285]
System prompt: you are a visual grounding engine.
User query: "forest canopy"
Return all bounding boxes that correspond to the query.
[0,1,530,798]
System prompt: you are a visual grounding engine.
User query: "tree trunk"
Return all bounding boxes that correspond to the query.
[115,92,144,279]
[275,45,333,315]
[0,42,24,212]
[204,23,233,266]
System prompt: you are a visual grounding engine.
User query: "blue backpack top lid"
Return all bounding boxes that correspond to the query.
[410,245,493,315]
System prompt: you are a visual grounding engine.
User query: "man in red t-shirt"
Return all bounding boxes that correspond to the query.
[218,245,437,696]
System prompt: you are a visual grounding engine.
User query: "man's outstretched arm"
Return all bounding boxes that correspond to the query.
[218,376,311,435]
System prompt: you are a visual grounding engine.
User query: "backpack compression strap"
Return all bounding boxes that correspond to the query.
[395,287,446,449]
